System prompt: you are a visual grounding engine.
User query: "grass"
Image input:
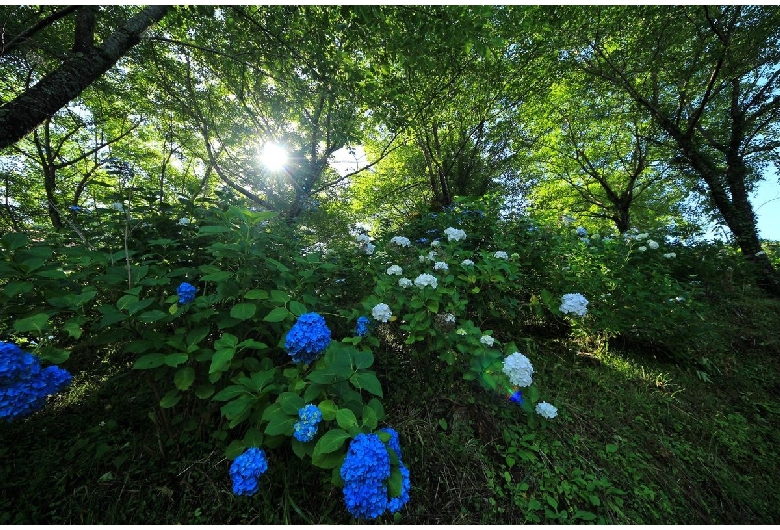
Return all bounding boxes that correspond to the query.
[2,286,780,524]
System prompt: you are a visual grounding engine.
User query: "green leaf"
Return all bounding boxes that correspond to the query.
[263,306,290,322]
[165,353,188,367]
[187,327,211,348]
[174,367,196,390]
[367,398,385,422]
[2,232,30,250]
[194,383,215,399]
[202,271,232,282]
[546,495,559,511]
[209,348,235,374]
[319,399,338,421]
[349,372,383,397]
[212,385,247,401]
[313,428,350,456]
[13,313,49,334]
[605,444,618,454]
[361,405,378,430]
[230,303,257,320]
[336,408,358,430]
[214,333,238,350]
[263,404,296,436]
[133,353,167,369]
[62,321,83,339]
[354,350,374,370]
[160,390,181,408]
[270,290,290,303]
[4,281,33,298]
[138,310,167,323]
[312,450,346,470]
[244,289,269,300]
[198,225,232,234]
[225,439,247,460]
[243,427,264,448]
[221,395,256,420]
[278,392,305,415]
[289,300,307,316]
[388,467,403,498]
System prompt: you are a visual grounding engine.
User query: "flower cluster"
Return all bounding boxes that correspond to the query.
[389,236,411,247]
[1,342,72,422]
[494,251,508,259]
[559,293,589,317]
[356,234,375,255]
[443,227,466,242]
[502,351,534,387]
[663,252,676,259]
[480,335,495,347]
[285,313,332,364]
[648,240,659,250]
[372,303,392,323]
[356,316,372,337]
[460,259,474,267]
[433,261,448,271]
[229,447,268,496]
[178,217,190,225]
[293,404,323,442]
[576,226,587,237]
[386,265,403,276]
[398,277,412,289]
[340,430,410,520]
[413,273,438,289]
[177,282,197,304]
[535,402,558,419]
[509,389,523,405]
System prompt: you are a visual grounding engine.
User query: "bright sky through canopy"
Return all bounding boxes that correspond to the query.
[260,143,287,172]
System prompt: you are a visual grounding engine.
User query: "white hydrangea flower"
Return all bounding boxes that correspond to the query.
[398,277,413,289]
[371,303,392,323]
[430,240,441,247]
[636,233,649,240]
[480,335,495,347]
[637,246,647,252]
[664,252,676,259]
[427,251,437,261]
[461,259,474,267]
[560,293,589,317]
[434,261,449,271]
[386,264,403,276]
[389,236,411,247]
[178,217,190,225]
[494,251,508,259]
[419,255,426,263]
[444,227,467,242]
[363,242,375,255]
[648,240,659,250]
[111,202,125,211]
[756,250,766,257]
[455,328,467,336]
[535,402,558,419]
[503,352,534,387]
[414,273,438,289]
[355,234,371,245]
[443,313,455,323]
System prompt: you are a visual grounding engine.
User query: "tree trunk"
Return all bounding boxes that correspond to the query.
[0,5,169,150]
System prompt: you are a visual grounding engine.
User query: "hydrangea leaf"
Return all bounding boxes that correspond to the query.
[159,389,181,408]
[336,408,358,430]
[354,350,374,370]
[209,348,235,374]
[263,404,296,436]
[263,307,290,322]
[230,303,257,320]
[313,428,350,456]
[174,367,196,390]
[349,372,383,397]
[289,301,307,316]
[244,289,269,300]
[277,392,305,415]
[133,353,167,369]
[387,467,403,498]
[13,313,49,333]
[318,399,338,421]
[165,353,188,367]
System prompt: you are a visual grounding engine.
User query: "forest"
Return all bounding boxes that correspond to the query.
[1,5,779,524]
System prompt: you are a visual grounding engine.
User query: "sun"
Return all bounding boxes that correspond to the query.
[260,143,287,171]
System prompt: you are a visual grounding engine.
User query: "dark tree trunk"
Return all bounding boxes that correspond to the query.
[0,5,169,151]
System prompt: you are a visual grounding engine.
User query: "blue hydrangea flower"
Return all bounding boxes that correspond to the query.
[177,282,198,304]
[69,205,82,212]
[379,427,402,460]
[285,313,331,364]
[0,342,72,422]
[355,316,371,337]
[229,447,268,496]
[576,226,587,237]
[340,429,411,519]
[387,462,411,513]
[509,389,523,405]
[293,404,323,442]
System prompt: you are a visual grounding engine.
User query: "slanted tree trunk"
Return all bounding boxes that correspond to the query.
[0,5,169,150]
